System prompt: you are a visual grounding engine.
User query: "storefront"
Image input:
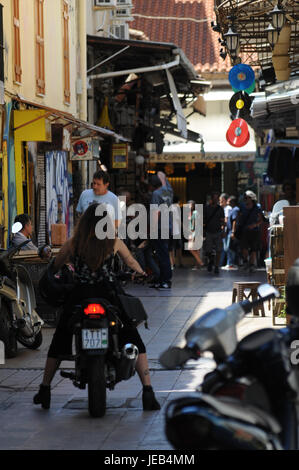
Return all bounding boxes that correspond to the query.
[1,97,127,248]
[148,139,257,203]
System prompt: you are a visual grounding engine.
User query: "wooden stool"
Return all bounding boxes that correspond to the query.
[232,281,265,317]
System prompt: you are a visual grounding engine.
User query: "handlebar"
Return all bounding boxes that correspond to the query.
[159,284,279,370]
[0,239,32,262]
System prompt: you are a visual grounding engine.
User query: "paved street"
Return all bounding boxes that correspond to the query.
[0,267,284,451]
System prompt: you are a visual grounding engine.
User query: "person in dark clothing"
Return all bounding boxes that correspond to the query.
[203,191,225,274]
[150,172,173,289]
[33,203,160,411]
[235,190,263,273]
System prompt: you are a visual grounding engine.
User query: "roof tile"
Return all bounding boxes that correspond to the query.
[131,0,231,73]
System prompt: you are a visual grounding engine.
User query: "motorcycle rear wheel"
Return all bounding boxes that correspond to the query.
[17,330,43,349]
[0,302,17,358]
[88,356,107,418]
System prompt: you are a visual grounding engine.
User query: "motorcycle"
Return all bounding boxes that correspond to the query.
[0,223,46,358]
[39,268,144,418]
[159,281,299,450]
[58,297,139,418]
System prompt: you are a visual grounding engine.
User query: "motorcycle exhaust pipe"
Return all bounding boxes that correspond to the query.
[116,343,139,382]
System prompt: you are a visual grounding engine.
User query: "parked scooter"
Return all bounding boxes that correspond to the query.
[0,223,46,358]
[160,282,299,450]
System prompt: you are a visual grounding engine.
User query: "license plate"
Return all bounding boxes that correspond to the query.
[81,328,108,350]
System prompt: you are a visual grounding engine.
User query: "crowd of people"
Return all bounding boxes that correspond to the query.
[11,171,268,286]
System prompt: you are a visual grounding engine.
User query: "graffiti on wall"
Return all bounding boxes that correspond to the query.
[46,151,73,243]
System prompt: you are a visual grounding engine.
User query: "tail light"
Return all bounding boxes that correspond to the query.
[214,382,247,400]
[84,303,106,318]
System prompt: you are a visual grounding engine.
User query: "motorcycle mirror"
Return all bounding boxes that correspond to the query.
[159,347,194,370]
[38,244,52,260]
[257,283,279,299]
[12,222,23,234]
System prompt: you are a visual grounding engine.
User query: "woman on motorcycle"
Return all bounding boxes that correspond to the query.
[33,203,160,411]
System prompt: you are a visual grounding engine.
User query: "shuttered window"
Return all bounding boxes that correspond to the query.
[35,0,45,95]
[63,1,70,104]
[13,0,22,83]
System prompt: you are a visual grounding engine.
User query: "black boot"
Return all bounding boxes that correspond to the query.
[33,384,51,409]
[142,385,161,411]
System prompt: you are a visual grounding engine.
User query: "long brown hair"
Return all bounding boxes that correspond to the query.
[71,203,116,271]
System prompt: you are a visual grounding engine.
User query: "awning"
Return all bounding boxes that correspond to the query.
[13,97,128,142]
[150,140,256,163]
[87,35,210,142]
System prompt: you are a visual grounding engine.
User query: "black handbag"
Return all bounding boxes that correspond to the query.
[117,293,149,329]
[38,259,75,307]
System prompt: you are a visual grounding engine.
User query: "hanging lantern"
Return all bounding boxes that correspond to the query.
[269,4,286,31]
[224,26,240,57]
[185,164,190,173]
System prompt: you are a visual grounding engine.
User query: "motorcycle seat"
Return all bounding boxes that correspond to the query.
[196,392,281,435]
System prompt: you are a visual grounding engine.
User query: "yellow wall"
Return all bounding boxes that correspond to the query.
[3,0,87,119]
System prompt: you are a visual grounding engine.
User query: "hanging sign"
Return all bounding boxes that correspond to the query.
[70,138,100,161]
[111,143,128,169]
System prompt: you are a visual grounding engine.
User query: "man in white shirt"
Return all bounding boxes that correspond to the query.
[11,214,38,251]
[76,170,121,230]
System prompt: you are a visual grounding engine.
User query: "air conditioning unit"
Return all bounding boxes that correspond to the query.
[110,24,127,39]
[94,0,117,7]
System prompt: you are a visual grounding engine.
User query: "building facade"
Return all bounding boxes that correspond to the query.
[0,0,123,248]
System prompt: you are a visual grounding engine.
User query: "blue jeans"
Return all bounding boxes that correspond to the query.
[224,232,237,266]
[153,239,172,284]
[135,243,160,281]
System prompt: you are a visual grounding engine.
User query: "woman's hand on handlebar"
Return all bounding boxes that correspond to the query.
[131,271,148,281]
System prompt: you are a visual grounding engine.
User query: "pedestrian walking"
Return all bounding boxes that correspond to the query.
[150,172,173,289]
[203,191,225,274]
[221,196,240,270]
[169,195,184,269]
[219,193,232,267]
[76,170,122,229]
[187,200,204,270]
[236,190,263,273]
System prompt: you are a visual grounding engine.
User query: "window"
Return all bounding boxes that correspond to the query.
[63,1,70,104]
[94,0,116,6]
[35,0,45,95]
[115,9,130,17]
[13,0,22,83]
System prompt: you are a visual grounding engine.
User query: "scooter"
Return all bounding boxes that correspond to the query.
[160,281,299,450]
[0,223,46,358]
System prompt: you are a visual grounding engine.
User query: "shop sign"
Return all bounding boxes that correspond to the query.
[111,143,128,169]
[14,110,52,142]
[70,137,101,161]
[149,153,255,163]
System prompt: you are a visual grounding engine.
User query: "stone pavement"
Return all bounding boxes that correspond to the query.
[0,266,286,451]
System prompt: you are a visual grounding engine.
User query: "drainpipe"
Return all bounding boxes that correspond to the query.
[78,0,87,121]
[88,54,180,81]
